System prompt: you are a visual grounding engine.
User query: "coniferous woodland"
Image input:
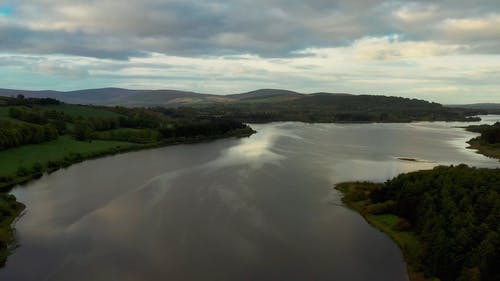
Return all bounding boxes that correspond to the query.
[338,165,500,281]
[466,122,500,160]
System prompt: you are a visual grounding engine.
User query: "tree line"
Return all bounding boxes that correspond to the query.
[0,121,57,150]
[467,122,500,144]
[2,97,254,148]
[368,165,499,281]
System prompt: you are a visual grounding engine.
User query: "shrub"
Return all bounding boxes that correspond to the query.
[365,200,395,214]
[393,218,412,231]
[16,167,29,177]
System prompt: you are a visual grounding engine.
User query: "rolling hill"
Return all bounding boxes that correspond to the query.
[0,87,485,123]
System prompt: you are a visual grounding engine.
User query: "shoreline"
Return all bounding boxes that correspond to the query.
[0,127,255,266]
[335,182,430,281]
[0,127,255,193]
[466,138,500,161]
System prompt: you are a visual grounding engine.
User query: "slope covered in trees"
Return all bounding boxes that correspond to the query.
[0,95,255,266]
[337,165,500,281]
[0,88,483,122]
[0,95,254,190]
[184,93,481,123]
[467,122,500,160]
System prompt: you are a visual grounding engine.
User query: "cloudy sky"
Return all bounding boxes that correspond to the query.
[0,0,499,103]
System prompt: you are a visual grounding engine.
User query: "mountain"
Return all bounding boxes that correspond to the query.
[0,88,136,105]
[228,89,303,101]
[447,103,500,114]
[0,87,482,123]
[0,88,307,107]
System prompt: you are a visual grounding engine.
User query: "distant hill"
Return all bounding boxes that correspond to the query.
[0,88,305,107]
[228,89,302,101]
[0,88,223,107]
[447,103,500,114]
[0,87,484,122]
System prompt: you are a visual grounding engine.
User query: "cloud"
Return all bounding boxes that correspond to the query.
[35,62,89,79]
[351,35,464,60]
[439,14,500,40]
[392,3,438,24]
[0,0,498,59]
[0,1,499,103]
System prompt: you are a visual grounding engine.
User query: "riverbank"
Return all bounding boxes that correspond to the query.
[0,126,254,266]
[465,122,500,161]
[0,194,25,266]
[336,165,500,281]
[0,127,255,192]
[467,138,500,160]
[335,182,428,281]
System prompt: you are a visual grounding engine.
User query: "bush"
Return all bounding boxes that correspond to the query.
[16,167,29,177]
[392,218,412,231]
[365,200,395,214]
[31,162,43,173]
[344,189,367,202]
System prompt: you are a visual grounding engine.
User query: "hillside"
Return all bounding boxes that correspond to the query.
[447,103,500,114]
[0,88,482,122]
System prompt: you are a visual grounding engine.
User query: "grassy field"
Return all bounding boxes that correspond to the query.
[335,182,430,281]
[0,136,136,177]
[0,107,16,121]
[41,104,122,118]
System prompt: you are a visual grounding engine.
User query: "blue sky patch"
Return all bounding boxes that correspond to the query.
[0,7,13,16]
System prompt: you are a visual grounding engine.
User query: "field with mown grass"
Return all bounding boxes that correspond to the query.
[0,135,136,177]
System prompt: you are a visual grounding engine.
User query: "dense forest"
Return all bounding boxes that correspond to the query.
[338,165,500,281]
[0,95,254,188]
[466,122,500,160]
[467,122,500,144]
[178,94,482,123]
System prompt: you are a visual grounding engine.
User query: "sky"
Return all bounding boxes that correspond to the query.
[0,0,499,103]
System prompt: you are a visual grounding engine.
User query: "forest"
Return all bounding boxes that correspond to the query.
[337,165,500,281]
[0,95,254,264]
[180,94,482,123]
[466,122,500,160]
[0,95,254,188]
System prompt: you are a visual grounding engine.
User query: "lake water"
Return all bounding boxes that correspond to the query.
[2,116,500,281]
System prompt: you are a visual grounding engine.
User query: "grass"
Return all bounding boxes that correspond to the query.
[0,136,135,177]
[335,182,431,281]
[0,107,17,122]
[38,104,122,118]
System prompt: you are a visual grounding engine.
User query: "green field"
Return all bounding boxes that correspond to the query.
[0,104,121,123]
[41,104,122,118]
[0,136,135,177]
[0,107,15,121]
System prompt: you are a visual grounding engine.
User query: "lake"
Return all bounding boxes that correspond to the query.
[2,116,499,281]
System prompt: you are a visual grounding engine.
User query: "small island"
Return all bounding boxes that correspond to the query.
[336,165,500,281]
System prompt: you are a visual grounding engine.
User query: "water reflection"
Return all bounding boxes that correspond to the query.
[2,116,499,281]
[208,124,297,169]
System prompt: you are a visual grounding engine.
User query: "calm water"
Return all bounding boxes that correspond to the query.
[2,116,500,281]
